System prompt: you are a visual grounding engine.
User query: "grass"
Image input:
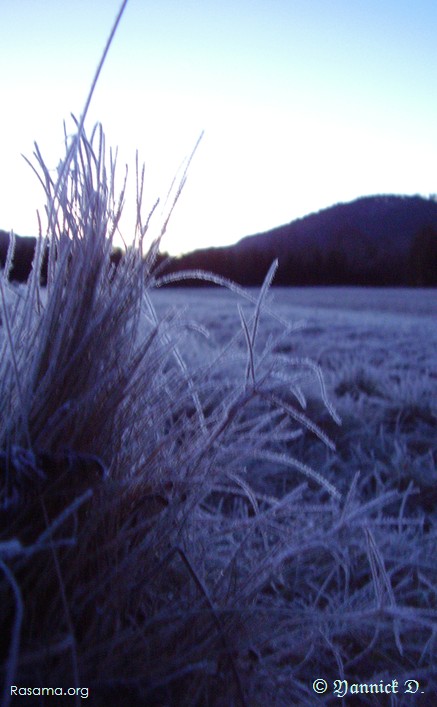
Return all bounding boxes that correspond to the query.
[1,5,436,703]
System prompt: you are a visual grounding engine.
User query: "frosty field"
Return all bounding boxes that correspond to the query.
[146,283,437,702]
[151,284,437,504]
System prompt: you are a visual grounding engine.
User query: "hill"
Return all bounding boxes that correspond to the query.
[162,194,437,286]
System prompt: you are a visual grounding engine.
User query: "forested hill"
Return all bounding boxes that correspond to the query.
[161,195,437,286]
[2,194,437,286]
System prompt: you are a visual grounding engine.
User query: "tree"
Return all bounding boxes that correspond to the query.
[410,225,437,286]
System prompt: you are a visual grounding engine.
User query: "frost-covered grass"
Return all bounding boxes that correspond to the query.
[147,286,437,703]
[0,16,436,704]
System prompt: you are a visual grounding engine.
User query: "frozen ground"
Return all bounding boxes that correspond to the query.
[150,285,437,406]
[148,285,437,702]
[3,278,435,532]
[2,278,436,704]
[151,284,436,510]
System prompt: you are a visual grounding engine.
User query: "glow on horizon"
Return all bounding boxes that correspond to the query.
[2,0,437,256]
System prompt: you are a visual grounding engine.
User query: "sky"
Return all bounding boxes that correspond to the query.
[2,0,437,256]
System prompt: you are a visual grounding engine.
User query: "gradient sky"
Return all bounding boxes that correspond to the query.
[2,0,437,255]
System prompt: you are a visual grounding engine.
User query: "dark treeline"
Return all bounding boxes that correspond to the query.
[0,230,122,285]
[0,230,49,284]
[2,195,437,287]
[159,225,437,287]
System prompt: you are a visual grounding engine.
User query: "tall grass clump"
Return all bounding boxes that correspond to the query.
[0,118,342,702]
[1,5,437,705]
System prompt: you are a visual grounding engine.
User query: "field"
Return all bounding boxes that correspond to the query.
[150,283,437,702]
[152,284,437,504]
[1,123,436,705]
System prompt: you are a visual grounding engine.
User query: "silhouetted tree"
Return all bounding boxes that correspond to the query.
[410,225,437,286]
[0,230,49,284]
[0,230,124,286]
